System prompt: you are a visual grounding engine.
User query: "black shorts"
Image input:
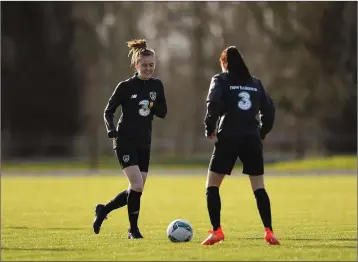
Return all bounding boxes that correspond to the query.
[209,135,264,176]
[113,139,151,172]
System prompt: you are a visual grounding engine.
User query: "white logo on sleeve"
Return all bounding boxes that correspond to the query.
[123,155,130,162]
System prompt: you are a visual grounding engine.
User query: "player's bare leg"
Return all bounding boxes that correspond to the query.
[140,172,148,187]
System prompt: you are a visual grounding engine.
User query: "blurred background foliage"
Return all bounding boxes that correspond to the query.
[1,1,356,167]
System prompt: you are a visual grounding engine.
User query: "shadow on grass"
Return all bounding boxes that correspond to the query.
[242,237,357,242]
[2,247,84,252]
[5,226,83,230]
[241,237,357,248]
[304,244,356,249]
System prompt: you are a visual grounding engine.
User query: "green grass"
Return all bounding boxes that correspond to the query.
[1,173,357,261]
[267,155,357,172]
[1,155,357,172]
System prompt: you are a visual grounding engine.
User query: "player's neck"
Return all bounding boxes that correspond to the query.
[137,73,150,81]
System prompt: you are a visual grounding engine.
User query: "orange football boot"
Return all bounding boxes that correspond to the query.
[264,227,280,245]
[201,226,225,245]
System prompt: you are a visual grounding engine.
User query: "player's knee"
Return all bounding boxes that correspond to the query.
[129,176,144,192]
[130,182,144,192]
[206,171,225,188]
[249,175,265,192]
[124,166,144,192]
[141,172,148,187]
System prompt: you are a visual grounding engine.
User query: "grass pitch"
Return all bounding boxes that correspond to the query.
[1,173,357,261]
[2,155,356,172]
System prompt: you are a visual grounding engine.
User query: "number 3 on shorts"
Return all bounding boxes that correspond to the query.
[238,91,252,110]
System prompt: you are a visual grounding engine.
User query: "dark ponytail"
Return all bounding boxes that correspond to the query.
[221,46,252,84]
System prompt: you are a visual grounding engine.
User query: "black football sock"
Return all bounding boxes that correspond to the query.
[254,188,273,231]
[103,190,128,214]
[206,186,221,231]
[127,189,142,231]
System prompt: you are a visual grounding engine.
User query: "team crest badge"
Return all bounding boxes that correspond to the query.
[123,155,130,162]
[149,91,156,101]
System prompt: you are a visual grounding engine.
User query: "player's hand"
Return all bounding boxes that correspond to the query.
[207,133,216,139]
[206,131,217,142]
[108,130,118,139]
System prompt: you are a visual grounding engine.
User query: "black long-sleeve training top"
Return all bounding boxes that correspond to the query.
[204,72,275,140]
[104,73,167,148]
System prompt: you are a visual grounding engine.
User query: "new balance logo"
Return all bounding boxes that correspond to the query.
[131,94,137,99]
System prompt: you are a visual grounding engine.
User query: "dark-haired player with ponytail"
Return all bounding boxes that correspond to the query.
[201,46,279,246]
[92,39,167,239]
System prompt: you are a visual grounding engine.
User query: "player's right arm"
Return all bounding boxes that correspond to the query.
[204,75,224,137]
[259,80,275,140]
[104,82,126,138]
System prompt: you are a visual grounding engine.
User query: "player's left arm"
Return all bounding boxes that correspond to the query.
[259,80,275,140]
[204,75,223,137]
[149,80,167,119]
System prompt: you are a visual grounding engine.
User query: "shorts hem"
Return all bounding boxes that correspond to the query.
[209,168,232,176]
[242,171,264,176]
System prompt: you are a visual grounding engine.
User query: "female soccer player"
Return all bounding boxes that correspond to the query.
[93,39,167,239]
[201,46,280,246]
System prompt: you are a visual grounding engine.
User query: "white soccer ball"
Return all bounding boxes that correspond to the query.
[166,219,193,242]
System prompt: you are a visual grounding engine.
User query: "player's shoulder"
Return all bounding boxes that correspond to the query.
[251,76,264,89]
[150,77,163,83]
[212,72,229,81]
[251,76,261,83]
[210,72,229,87]
[124,75,137,84]
[149,77,164,88]
[115,76,133,89]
